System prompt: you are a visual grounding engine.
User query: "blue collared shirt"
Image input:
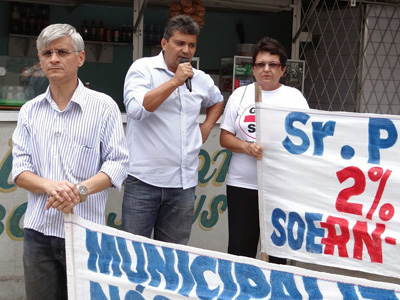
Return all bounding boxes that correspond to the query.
[124,52,223,189]
[12,80,129,238]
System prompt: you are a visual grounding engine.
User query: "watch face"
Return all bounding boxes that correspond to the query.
[78,185,88,195]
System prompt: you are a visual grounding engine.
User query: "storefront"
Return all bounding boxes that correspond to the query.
[0,1,299,299]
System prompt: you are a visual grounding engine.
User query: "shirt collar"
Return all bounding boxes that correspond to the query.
[42,79,86,111]
[70,79,86,109]
[155,51,174,74]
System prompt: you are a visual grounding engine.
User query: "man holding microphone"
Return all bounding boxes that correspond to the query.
[122,15,224,245]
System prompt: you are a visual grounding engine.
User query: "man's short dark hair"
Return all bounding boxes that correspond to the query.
[252,37,287,68]
[163,15,200,41]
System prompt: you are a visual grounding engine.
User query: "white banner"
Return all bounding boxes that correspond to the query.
[256,104,400,279]
[65,214,400,299]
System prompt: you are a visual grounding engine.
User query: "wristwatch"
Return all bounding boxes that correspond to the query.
[76,184,88,203]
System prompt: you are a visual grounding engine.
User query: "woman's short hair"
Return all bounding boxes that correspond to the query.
[252,37,287,68]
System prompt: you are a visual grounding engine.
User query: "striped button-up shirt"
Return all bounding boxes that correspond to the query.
[12,80,129,238]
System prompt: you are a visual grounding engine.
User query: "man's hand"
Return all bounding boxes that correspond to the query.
[44,180,80,213]
[174,62,193,87]
[142,62,193,112]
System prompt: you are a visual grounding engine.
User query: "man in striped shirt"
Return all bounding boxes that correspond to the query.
[12,24,129,300]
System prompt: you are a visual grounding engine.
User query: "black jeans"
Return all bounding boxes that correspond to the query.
[23,228,68,300]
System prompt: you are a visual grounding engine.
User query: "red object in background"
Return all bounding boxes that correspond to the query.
[234,78,240,90]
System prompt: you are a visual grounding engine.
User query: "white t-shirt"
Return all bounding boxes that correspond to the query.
[220,83,309,190]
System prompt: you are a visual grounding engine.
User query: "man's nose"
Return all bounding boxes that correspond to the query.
[49,51,60,61]
[181,44,189,53]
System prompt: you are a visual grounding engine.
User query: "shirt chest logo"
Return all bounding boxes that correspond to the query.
[239,105,256,140]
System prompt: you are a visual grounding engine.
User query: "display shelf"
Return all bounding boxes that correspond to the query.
[220,56,254,94]
[220,57,305,97]
[219,57,233,93]
[8,34,130,63]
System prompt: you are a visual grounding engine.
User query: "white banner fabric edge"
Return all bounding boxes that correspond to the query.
[65,213,400,295]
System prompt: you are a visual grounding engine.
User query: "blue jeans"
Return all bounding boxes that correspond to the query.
[122,175,195,245]
[23,228,68,300]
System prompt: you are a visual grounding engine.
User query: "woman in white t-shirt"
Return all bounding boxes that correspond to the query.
[219,37,309,262]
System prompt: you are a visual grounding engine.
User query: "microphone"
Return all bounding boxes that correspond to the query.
[179,58,192,92]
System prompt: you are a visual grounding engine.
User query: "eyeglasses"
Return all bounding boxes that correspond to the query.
[253,62,281,69]
[39,49,81,59]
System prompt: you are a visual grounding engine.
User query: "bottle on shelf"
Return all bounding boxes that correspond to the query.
[97,21,105,41]
[27,9,36,36]
[113,29,119,43]
[90,20,97,41]
[20,7,28,35]
[82,20,89,40]
[41,6,49,30]
[36,9,43,35]
[127,24,133,43]
[105,28,112,42]
[10,5,21,34]
[120,24,127,43]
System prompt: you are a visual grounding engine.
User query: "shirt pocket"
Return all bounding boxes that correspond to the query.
[66,139,100,182]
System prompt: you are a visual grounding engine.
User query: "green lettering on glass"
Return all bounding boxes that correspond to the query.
[7,202,27,240]
[0,204,5,235]
[211,149,231,186]
[106,212,122,230]
[194,194,227,229]
[193,194,206,223]
[198,149,231,187]
[0,139,17,193]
